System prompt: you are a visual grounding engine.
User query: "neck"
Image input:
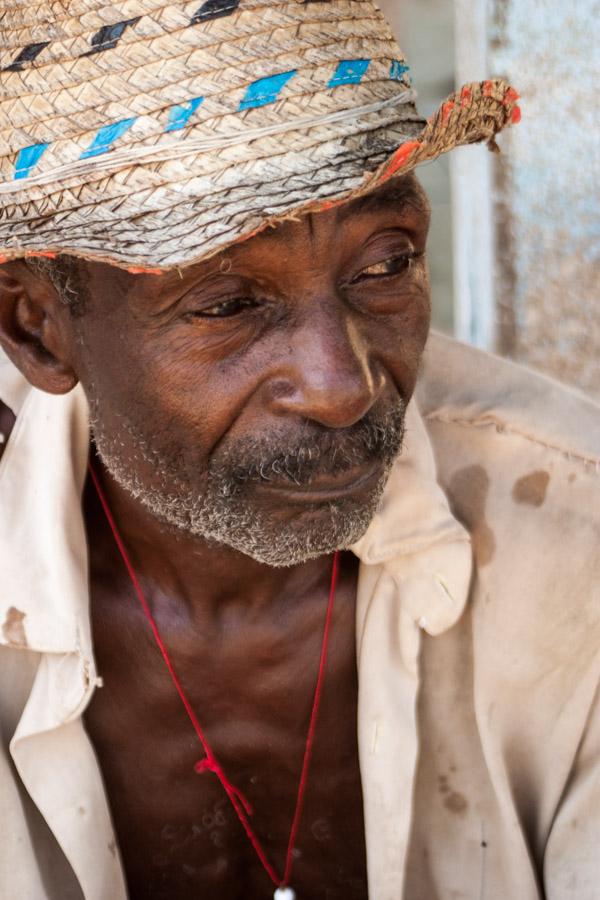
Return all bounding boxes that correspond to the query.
[85,457,333,619]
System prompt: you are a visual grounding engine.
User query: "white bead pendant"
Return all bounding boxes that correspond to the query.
[274,888,296,900]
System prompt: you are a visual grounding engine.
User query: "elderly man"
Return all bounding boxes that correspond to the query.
[0,2,598,900]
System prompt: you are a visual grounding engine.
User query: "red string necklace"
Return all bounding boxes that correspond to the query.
[88,460,340,900]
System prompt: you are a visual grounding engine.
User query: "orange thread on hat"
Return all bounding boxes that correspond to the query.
[442,100,455,123]
[503,87,520,105]
[127,266,164,275]
[460,86,472,107]
[27,251,57,259]
[511,106,522,125]
[483,81,494,98]
[319,197,345,212]
[385,140,420,178]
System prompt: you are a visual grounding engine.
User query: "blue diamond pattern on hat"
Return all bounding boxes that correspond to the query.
[80,118,137,159]
[239,71,297,111]
[14,143,49,180]
[328,59,372,88]
[390,60,410,81]
[166,97,205,133]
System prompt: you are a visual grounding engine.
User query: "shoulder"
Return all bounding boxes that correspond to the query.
[416,332,600,651]
[417,330,600,464]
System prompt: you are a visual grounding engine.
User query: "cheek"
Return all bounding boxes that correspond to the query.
[85,329,261,466]
[142,345,251,446]
[376,289,431,393]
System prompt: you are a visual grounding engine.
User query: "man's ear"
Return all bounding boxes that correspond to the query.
[0,261,79,395]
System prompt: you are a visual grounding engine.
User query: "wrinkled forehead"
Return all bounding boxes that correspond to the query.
[87,172,430,301]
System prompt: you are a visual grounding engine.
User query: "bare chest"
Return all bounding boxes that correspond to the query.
[84,567,368,900]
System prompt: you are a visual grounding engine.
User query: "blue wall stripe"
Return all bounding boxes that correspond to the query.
[80,117,137,160]
[165,96,205,133]
[239,70,297,111]
[14,142,49,180]
[390,60,410,81]
[328,59,371,88]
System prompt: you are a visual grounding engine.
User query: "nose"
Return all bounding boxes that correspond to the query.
[267,308,385,429]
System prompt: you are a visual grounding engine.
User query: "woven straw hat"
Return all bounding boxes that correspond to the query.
[0,0,520,272]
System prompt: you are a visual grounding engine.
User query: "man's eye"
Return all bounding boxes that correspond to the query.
[352,252,420,283]
[193,297,257,318]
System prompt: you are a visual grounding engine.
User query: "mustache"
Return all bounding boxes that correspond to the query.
[214,400,407,489]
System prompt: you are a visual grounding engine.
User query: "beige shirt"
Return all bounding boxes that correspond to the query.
[1,332,599,900]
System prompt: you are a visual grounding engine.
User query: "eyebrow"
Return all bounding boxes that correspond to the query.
[340,179,429,220]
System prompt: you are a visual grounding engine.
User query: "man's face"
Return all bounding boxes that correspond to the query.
[72,175,431,566]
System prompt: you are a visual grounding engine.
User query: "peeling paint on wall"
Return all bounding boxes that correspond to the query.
[489,0,600,399]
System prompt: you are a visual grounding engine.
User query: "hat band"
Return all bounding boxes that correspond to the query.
[0,88,417,196]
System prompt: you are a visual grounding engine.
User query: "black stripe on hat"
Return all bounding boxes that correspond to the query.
[3,41,50,72]
[190,0,241,24]
[83,17,141,56]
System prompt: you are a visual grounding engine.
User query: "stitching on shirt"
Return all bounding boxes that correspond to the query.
[424,412,600,472]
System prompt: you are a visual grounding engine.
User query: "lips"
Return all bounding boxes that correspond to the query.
[256,460,384,502]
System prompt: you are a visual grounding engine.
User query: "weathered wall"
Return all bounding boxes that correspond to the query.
[379,0,456,335]
[488,0,599,399]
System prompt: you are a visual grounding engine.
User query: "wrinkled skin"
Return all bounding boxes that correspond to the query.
[0,174,431,899]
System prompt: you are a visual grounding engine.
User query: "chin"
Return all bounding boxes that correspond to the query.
[212,477,388,568]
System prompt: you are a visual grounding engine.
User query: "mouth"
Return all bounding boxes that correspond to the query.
[256,460,385,503]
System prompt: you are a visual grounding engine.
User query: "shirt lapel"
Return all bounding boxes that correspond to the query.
[353,402,473,898]
[0,365,90,654]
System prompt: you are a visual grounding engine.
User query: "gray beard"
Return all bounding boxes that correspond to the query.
[89,399,406,568]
